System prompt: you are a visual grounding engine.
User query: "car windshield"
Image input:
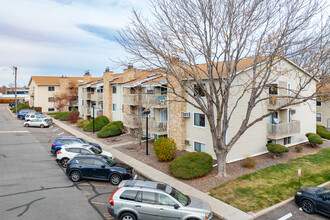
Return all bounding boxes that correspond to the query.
[170,187,190,206]
[101,157,116,166]
[89,146,102,154]
[39,115,46,118]
[80,138,89,144]
[317,188,330,195]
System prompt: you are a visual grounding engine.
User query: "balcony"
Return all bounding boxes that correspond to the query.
[91,92,103,101]
[69,100,78,106]
[89,107,103,117]
[81,107,91,115]
[267,95,299,110]
[123,94,142,105]
[142,94,167,108]
[142,119,167,135]
[267,120,300,139]
[123,113,142,128]
[82,92,92,100]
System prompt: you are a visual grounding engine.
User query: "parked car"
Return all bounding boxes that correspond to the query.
[23,118,50,128]
[51,137,102,154]
[25,114,53,124]
[108,180,213,220]
[17,109,37,120]
[295,187,330,217]
[56,144,113,168]
[65,154,132,185]
[9,101,17,107]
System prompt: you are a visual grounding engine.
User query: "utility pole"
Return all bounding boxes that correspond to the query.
[12,66,17,114]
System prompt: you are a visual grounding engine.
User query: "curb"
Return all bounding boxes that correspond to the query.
[7,106,16,117]
[252,180,330,218]
[52,118,253,220]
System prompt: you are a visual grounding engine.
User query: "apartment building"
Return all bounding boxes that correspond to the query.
[28,73,100,112]
[316,79,330,129]
[167,58,317,162]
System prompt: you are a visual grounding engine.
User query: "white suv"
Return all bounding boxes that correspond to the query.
[25,114,53,124]
[56,144,114,168]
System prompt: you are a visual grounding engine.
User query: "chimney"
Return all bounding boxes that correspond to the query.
[123,64,136,82]
[104,67,110,73]
[83,70,92,83]
[127,64,134,69]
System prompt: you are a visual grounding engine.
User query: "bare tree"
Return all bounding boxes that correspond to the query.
[0,85,7,94]
[118,0,329,176]
[53,81,78,111]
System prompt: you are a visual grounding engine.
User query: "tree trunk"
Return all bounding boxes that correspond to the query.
[216,152,227,177]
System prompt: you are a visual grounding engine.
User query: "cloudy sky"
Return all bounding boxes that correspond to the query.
[0,0,150,87]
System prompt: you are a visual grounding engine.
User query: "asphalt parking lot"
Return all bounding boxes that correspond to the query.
[26,121,145,220]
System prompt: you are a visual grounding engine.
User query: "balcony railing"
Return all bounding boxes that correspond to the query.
[142,119,167,134]
[123,94,142,105]
[267,95,299,110]
[267,120,300,139]
[91,92,103,101]
[82,92,92,100]
[142,94,167,107]
[123,113,142,128]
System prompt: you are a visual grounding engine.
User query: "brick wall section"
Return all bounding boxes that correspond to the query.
[167,72,187,150]
[103,71,114,121]
[59,77,69,112]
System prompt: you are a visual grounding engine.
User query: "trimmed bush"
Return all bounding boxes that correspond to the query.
[317,124,330,140]
[153,138,177,161]
[169,152,213,179]
[12,103,29,113]
[266,143,289,158]
[242,157,256,169]
[83,116,109,132]
[97,124,122,138]
[76,119,89,128]
[307,133,323,147]
[67,111,80,123]
[59,112,71,121]
[295,146,303,153]
[305,133,313,138]
[110,121,124,130]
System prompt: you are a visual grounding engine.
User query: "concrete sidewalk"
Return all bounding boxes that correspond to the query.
[53,119,252,220]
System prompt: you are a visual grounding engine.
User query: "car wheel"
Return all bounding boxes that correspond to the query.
[19,116,24,120]
[25,124,29,127]
[70,171,81,182]
[110,174,122,185]
[120,212,136,220]
[302,200,315,214]
[40,124,45,128]
[61,158,69,168]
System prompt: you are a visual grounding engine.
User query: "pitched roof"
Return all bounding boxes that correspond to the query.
[29,76,101,86]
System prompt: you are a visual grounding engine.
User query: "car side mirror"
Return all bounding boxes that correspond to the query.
[101,165,105,168]
[174,204,179,209]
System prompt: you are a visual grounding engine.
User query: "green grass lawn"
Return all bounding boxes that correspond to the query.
[210,147,330,213]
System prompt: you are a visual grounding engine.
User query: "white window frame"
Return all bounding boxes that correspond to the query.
[48,108,55,112]
[192,83,206,98]
[112,103,117,112]
[316,101,322,107]
[193,112,206,128]
[48,86,55,91]
[112,86,117,94]
[193,141,206,153]
[316,113,322,122]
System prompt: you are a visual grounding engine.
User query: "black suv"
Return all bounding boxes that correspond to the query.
[66,155,133,185]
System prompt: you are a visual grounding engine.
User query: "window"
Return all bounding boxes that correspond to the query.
[112,86,117,94]
[269,84,278,95]
[284,137,292,145]
[81,100,84,105]
[160,109,168,121]
[68,148,80,153]
[316,113,322,122]
[193,83,206,97]
[113,103,117,112]
[93,159,104,166]
[120,190,138,201]
[48,97,54,102]
[316,101,322,106]
[48,86,55,91]
[142,191,157,204]
[194,113,205,127]
[194,141,206,152]
[267,139,276,144]
[48,108,55,112]
[158,194,177,206]
[80,149,91,155]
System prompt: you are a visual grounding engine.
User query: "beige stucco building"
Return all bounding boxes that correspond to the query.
[28,73,100,112]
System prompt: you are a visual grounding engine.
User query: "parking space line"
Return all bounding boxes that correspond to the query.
[134,175,137,180]
[53,128,59,132]
[92,202,108,205]
[82,191,90,196]
[277,213,292,220]
[0,131,29,133]
[50,126,53,128]
[58,132,64,136]
[78,183,113,187]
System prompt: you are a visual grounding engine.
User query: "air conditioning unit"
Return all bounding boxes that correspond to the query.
[185,140,190,145]
[182,112,190,118]
[290,109,296,114]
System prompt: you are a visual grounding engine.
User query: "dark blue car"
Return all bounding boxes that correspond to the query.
[51,137,101,154]
[66,155,133,185]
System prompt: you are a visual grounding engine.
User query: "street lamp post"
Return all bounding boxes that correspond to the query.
[142,109,151,155]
